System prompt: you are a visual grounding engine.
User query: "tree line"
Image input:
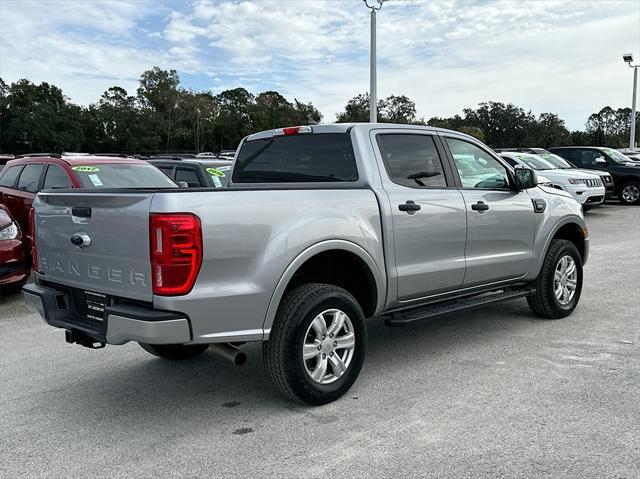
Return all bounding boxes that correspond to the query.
[0,67,637,154]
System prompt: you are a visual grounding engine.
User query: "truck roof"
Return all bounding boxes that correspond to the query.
[244,123,468,142]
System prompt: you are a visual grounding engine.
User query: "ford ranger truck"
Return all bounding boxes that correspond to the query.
[24,124,589,405]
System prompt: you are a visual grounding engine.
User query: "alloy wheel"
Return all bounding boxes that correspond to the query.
[554,255,577,306]
[302,309,355,384]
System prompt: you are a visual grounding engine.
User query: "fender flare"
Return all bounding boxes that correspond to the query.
[261,240,386,339]
[533,216,587,276]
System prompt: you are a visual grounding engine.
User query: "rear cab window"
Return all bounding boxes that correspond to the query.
[70,163,178,188]
[233,133,358,183]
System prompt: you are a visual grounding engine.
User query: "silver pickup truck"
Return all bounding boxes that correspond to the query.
[24,123,589,405]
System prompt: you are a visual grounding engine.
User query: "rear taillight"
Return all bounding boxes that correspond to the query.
[29,207,37,271]
[150,213,202,296]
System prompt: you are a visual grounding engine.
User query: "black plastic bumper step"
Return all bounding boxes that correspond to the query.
[384,286,536,327]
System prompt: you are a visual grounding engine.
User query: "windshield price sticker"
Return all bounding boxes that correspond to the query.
[206,168,226,177]
[72,166,100,173]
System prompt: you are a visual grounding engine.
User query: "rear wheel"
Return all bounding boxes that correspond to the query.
[263,283,367,405]
[618,181,640,205]
[527,239,583,319]
[139,343,209,360]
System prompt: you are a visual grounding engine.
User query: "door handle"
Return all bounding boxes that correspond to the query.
[471,201,490,212]
[399,200,421,214]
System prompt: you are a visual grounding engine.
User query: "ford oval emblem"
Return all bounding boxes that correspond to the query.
[70,232,92,248]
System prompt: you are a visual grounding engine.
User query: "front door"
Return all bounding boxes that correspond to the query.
[443,137,535,286]
[375,132,467,301]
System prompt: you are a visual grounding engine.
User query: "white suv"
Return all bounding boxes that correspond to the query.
[499,152,605,209]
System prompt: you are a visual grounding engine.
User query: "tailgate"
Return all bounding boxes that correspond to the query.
[34,191,154,301]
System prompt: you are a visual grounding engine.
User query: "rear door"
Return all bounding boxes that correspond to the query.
[373,130,467,301]
[442,136,535,287]
[34,191,155,301]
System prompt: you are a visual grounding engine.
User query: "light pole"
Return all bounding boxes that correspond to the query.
[623,53,639,150]
[363,0,386,123]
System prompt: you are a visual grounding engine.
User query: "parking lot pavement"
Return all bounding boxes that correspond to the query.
[1,204,638,479]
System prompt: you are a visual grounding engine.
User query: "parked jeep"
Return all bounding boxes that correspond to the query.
[548,146,640,205]
[24,124,589,405]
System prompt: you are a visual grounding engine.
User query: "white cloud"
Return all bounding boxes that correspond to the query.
[164,11,206,43]
[1,0,638,130]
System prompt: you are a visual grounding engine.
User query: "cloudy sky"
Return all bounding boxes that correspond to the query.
[1,0,639,129]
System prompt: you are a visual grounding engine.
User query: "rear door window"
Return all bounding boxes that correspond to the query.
[580,150,601,167]
[233,133,358,183]
[376,134,448,188]
[43,165,72,189]
[17,164,45,193]
[0,165,22,188]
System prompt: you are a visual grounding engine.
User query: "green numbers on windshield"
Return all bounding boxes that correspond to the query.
[72,166,100,173]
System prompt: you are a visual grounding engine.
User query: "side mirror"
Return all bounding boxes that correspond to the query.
[514,167,537,190]
[178,181,189,188]
[594,156,607,165]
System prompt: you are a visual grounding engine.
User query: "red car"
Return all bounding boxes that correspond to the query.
[0,205,28,289]
[0,154,178,265]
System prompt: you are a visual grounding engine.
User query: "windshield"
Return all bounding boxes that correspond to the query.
[71,163,178,188]
[602,148,633,163]
[514,154,556,170]
[205,165,231,188]
[538,153,573,169]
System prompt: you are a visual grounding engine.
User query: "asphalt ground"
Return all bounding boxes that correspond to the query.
[1,203,638,478]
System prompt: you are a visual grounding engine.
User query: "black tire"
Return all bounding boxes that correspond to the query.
[618,181,640,205]
[139,342,209,360]
[263,283,367,405]
[527,239,583,319]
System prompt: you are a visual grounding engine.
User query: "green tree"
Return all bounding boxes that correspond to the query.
[526,112,570,148]
[137,67,184,151]
[214,87,255,150]
[1,79,84,153]
[336,93,373,123]
[463,101,537,147]
[336,93,422,124]
[85,86,144,152]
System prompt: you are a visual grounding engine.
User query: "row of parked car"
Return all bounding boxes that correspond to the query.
[0,142,639,292]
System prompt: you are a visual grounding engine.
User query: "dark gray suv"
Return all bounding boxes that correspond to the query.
[549,147,640,205]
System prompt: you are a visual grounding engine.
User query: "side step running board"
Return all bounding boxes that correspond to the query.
[384,286,536,327]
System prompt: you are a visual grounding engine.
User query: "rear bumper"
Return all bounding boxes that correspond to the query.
[22,283,191,345]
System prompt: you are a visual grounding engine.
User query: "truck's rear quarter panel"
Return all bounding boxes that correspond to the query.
[150,188,384,342]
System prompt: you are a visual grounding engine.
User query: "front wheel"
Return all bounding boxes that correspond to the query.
[263,283,367,405]
[139,343,209,360]
[618,181,640,205]
[527,239,583,319]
